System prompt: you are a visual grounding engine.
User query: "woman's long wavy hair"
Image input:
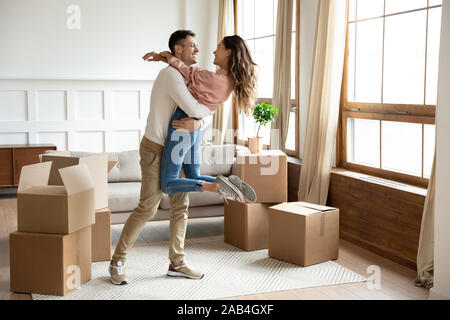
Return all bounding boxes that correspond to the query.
[223,35,258,115]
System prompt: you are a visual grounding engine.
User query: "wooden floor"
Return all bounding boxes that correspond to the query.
[0,195,429,300]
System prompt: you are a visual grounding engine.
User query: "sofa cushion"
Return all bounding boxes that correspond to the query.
[107,150,141,182]
[45,145,235,183]
[159,191,224,210]
[108,182,141,212]
[108,181,225,212]
[43,149,142,183]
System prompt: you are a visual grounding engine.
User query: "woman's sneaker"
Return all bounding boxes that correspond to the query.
[109,260,128,285]
[228,175,257,202]
[215,175,245,203]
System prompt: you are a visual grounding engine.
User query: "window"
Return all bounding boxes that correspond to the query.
[235,0,299,156]
[339,0,442,187]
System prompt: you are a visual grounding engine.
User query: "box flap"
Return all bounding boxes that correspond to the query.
[39,151,71,162]
[59,164,95,195]
[270,202,322,216]
[41,155,80,185]
[76,154,109,210]
[79,154,108,174]
[108,161,117,173]
[17,162,52,192]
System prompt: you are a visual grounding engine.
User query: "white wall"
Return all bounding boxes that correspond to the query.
[185,0,220,71]
[0,0,185,80]
[0,0,219,151]
[432,0,450,300]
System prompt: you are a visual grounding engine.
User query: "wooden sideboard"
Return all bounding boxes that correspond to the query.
[0,144,57,187]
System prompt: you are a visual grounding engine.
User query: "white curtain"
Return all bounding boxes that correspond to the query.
[271,0,293,150]
[415,151,436,288]
[212,0,234,145]
[297,0,348,205]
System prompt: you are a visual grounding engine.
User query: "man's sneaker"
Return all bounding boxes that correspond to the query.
[216,175,245,203]
[109,260,128,285]
[167,261,204,279]
[228,175,257,202]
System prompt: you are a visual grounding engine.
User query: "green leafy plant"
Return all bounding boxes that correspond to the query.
[252,103,279,137]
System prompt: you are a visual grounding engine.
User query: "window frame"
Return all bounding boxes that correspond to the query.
[337,1,441,188]
[233,0,300,158]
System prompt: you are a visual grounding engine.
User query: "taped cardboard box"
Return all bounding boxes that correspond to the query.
[235,150,287,203]
[41,153,116,210]
[224,200,277,251]
[269,202,339,267]
[17,162,95,234]
[10,225,92,296]
[92,207,112,262]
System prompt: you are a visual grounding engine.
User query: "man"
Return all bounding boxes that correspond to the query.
[108,30,240,285]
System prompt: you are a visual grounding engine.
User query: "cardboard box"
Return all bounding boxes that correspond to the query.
[10,226,92,296]
[235,150,287,203]
[268,202,339,267]
[224,200,276,251]
[17,162,95,234]
[92,207,111,262]
[41,153,116,210]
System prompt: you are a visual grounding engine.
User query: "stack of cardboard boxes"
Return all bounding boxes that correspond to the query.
[224,150,288,251]
[225,149,340,267]
[10,153,115,296]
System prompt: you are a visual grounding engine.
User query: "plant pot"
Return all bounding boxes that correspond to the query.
[248,137,263,154]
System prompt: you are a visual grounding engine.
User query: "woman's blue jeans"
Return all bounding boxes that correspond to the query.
[160,107,216,194]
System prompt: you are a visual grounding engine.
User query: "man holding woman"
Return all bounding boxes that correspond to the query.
[109,30,258,285]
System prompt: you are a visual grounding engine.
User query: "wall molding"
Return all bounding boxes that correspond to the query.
[0,79,153,152]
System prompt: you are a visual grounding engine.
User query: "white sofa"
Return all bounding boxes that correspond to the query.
[47,144,237,224]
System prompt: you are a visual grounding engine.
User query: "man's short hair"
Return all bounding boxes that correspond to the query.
[168,30,196,55]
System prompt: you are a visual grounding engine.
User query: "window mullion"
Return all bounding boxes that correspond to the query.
[379,120,383,170]
[422,123,425,178]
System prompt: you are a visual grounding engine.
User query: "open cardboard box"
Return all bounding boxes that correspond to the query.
[17,161,96,234]
[41,152,116,210]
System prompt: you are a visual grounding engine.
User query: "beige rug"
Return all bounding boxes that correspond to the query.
[32,239,366,300]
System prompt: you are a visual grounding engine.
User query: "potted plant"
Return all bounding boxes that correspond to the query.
[248,102,279,153]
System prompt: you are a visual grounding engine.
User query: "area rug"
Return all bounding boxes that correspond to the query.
[32,239,366,300]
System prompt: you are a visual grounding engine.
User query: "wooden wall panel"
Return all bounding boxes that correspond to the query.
[287,160,425,270]
[327,172,425,269]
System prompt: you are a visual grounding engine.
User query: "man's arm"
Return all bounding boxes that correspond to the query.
[164,68,213,118]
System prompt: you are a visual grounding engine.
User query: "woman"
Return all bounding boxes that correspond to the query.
[147,35,258,202]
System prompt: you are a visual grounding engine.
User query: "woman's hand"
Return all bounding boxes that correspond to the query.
[172,117,201,132]
[142,51,167,63]
[158,51,174,61]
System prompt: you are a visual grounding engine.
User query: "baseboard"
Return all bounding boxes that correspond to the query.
[429,287,450,300]
[0,187,17,197]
